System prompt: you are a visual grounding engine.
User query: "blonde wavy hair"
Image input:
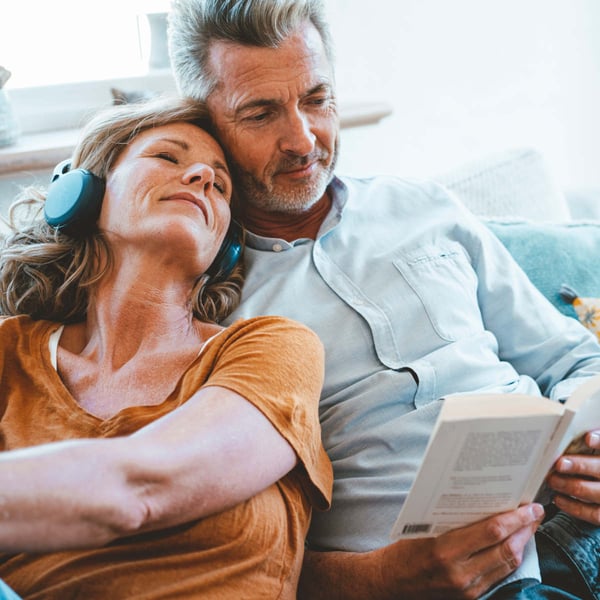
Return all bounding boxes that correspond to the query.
[0,95,244,324]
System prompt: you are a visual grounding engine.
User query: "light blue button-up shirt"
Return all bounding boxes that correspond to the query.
[224,175,600,586]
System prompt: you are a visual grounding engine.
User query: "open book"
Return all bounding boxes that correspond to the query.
[391,375,600,540]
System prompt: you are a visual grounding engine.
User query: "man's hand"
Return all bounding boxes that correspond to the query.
[299,503,544,600]
[547,430,600,525]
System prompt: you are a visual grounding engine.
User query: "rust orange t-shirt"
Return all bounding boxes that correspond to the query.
[0,315,332,599]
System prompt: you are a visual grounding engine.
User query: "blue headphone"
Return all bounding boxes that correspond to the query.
[44,160,242,282]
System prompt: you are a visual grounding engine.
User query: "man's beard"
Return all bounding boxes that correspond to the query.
[231,144,338,215]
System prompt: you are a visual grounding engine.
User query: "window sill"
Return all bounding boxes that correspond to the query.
[0,101,392,177]
[0,129,80,175]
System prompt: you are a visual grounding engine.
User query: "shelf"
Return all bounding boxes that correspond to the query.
[0,101,393,177]
[0,128,80,175]
[339,101,393,129]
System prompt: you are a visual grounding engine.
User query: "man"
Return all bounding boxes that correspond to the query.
[168,1,600,598]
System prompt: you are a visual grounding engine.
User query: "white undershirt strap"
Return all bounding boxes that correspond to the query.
[48,325,65,370]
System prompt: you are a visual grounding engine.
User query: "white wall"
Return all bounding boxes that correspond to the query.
[326,0,600,192]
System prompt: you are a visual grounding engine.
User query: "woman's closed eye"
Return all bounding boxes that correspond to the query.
[214,179,233,201]
[214,181,226,194]
[155,152,178,164]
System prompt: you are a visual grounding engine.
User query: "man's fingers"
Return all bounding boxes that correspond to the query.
[549,454,600,513]
[586,431,600,450]
[550,472,600,502]
[555,454,600,479]
[549,451,600,525]
[448,504,544,554]
[553,493,600,525]
[384,506,543,599]
[458,509,543,597]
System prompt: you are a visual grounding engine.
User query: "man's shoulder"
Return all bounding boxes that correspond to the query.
[333,173,464,211]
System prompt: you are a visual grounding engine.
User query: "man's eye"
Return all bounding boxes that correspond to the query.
[307,96,330,108]
[156,152,178,163]
[245,111,271,123]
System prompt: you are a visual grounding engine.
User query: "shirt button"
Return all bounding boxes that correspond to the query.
[272,243,283,252]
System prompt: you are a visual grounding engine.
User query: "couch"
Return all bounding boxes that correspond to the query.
[432,147,600,337]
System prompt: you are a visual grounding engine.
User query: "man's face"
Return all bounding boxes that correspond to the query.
[206,22,339,215]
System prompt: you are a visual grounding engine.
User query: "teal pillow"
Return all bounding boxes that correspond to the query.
[485,220,600,319]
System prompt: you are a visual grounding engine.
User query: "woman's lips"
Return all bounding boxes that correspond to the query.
[164,193,209,223]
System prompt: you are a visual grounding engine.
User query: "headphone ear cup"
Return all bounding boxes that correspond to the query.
[44,169,105,237]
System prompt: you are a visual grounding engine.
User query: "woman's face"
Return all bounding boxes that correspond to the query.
[99,122,233,276]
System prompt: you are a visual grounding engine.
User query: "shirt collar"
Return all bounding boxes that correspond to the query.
[243,176,348,251]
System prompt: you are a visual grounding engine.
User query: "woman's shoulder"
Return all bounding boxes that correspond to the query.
[205,316,324,375]
[0,314,51,331]
[224,315,322,347]
[0,316,61,357]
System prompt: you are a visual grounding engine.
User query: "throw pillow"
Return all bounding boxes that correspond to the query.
[559,285,600,341]
[438,148,571,221]
[485,220,600,325]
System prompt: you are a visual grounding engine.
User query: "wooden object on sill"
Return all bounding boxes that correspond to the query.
[339,101,393,129]
[0,66,20,148]
[0,100,393,176]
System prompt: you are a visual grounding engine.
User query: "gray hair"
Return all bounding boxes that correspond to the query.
[168,0,334,101]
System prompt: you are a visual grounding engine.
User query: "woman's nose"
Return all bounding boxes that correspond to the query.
[183,163,215,193]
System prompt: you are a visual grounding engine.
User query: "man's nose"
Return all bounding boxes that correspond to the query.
[279,109,316,156]
[183,163,215,193]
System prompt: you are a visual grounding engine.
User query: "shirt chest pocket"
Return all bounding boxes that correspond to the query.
[392,243,484,343]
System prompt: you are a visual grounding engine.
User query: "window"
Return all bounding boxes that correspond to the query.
[0,0,174,134]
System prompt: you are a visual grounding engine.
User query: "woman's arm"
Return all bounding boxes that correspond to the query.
[0,386,296,552]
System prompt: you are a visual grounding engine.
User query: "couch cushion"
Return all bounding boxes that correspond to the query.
[486,220,600,323]
[437,147,571,221]
[567,188,600,221]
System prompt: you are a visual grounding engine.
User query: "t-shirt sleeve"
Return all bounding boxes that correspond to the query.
[191,316,332,510]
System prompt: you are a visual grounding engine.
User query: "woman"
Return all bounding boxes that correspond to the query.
[0,97,331,599]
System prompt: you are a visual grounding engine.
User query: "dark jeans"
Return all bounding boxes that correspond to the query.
[490,509,600,600]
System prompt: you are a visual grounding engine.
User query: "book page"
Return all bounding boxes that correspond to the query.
[544,375,600,462]
[391,395,563,539]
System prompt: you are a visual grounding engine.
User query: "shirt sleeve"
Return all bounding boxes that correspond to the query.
[189,315,332,511]
[447,188,600,399]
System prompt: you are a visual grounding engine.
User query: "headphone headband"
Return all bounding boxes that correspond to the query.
[206,220,243,281]
[45,159,242,282]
